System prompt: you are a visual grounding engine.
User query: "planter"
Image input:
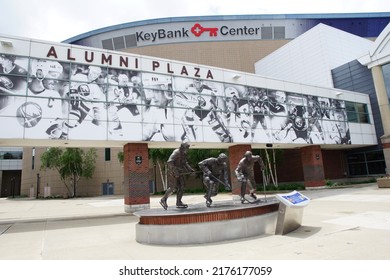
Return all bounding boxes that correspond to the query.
[377,177,390,188]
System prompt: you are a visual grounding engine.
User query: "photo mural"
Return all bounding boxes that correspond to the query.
[0,53,350,145]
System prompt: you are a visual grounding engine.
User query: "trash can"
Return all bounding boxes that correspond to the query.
[44,184,51,198]
[275,191,310,235]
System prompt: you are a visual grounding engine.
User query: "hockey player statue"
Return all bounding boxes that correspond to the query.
[159,141,196,210]
[198,153,231,207]
[235,151,265,203]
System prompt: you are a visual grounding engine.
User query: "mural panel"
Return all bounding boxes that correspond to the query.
[0,52,353,145]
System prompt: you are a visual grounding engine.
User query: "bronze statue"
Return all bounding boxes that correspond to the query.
[235,150,265,203]
[159,142,195,210]
[198,153,231,207]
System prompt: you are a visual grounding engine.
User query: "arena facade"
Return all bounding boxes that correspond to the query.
[1,13,390,209]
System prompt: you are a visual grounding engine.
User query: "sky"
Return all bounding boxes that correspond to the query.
[0,0,390,42]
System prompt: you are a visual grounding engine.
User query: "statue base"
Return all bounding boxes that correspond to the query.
[134,198,279,245]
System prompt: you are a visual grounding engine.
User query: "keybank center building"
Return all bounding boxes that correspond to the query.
[1,13,389,201]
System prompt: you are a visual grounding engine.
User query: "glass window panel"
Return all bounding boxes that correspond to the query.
[0,151,23,159]
[274,26,285,39]
[365,151,385,161]
[261,27,272,39]
[358,113,370,123]
[125,34,137,48]
[356,103,368,114]
[113,36,125,50]
[105,148,111,161]
[345,101,355,112]
[102,39,113,50]
[347,153,366,162]
[367,161,386,175]
[348,163,368,175]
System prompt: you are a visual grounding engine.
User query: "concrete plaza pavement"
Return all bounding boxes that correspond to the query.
[0,183,390,260]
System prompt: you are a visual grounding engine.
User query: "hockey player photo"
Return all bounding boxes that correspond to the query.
[25,59,70,139]
[273,93,309,143]
[105,70,142,140]
[60,64,107,140]
[221,85,251,142]
[247,86,271,142]
[0,54,29,139]
[141,73,176,141]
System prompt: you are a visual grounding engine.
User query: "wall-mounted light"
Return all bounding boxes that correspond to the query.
[335,92,343,96]
[232,74,242,80]
[0,40,13,47]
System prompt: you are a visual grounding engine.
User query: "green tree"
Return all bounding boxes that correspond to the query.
[149,148,174,190]
[117,150,124,164]
[40,147,97,197]
[254,148,284,188]
[186,149,227,172]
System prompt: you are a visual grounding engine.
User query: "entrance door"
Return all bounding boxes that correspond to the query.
[102,182,114,195]
[1,170,21,197]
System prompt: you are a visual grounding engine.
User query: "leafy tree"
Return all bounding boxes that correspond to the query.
[186,149,227,172]
[254,148,284,188]
[149,149,174,190]
[40,147,97,197]
[117,150,124,164]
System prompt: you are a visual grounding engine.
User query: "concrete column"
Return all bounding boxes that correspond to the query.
[123,143,150,213]
[300,145,325,188]
[371,66,390,173]
[228,144,252,196]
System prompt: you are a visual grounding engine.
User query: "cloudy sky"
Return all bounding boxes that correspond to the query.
[1,0,390,42]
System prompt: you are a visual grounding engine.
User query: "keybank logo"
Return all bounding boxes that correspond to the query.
[191,23,219,37]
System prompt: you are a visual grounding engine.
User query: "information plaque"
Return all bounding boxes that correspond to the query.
[275,191,310,235]
[276,191,310,207]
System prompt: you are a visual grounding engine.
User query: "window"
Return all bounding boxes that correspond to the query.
[0,151,23,159]
[345,101,369,123]
[113,36,125,50]
[347,150,386,176]
[105,148,111,161]
[102,39,113,50]
[274,27,286,39]
[125,34,137,47]
[261,27,273,39]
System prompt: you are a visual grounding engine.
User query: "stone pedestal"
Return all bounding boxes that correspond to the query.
[134,199,279,245]
[377,177,390,188]
[123,143,150,213]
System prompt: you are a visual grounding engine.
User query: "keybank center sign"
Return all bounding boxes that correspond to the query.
[136,23,268,42]
[127,19,295,47]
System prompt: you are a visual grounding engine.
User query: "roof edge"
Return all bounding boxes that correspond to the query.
[62,12,390,43]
